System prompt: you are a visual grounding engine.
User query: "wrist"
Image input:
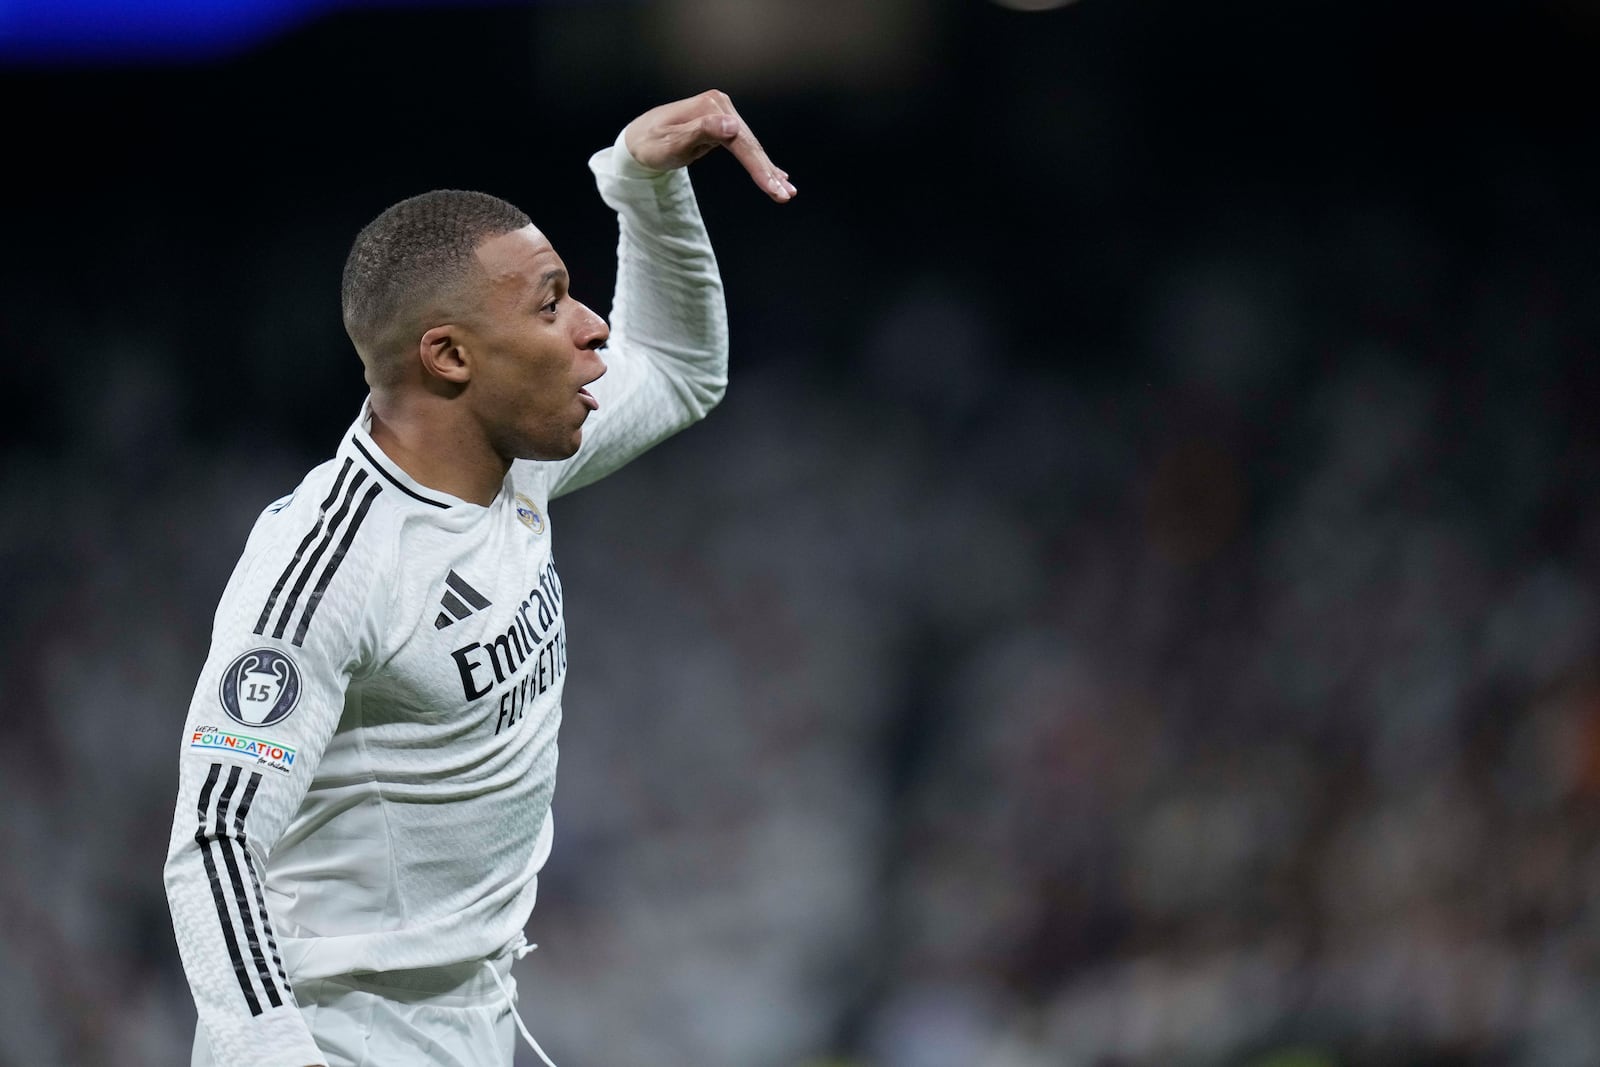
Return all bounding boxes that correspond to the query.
[612,128,668,179]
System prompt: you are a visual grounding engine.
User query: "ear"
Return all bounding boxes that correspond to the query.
[418,325,471,385]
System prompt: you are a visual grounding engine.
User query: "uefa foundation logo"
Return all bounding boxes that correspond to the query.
[219,648,303,727]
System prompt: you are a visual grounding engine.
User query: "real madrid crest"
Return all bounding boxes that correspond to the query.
[514,493,545,535]
[219,648,303,727]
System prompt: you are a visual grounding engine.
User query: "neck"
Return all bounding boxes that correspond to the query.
[367,391,508,507]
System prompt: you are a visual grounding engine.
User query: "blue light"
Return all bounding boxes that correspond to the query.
[0,0,366,64]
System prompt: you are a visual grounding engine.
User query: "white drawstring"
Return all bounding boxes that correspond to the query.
[484,934,559,1067]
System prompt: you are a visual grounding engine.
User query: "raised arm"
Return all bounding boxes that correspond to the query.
[542,90,794,498]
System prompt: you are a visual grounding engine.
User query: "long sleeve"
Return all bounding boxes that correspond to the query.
[541,131,729,499]
[163,464,391,1067]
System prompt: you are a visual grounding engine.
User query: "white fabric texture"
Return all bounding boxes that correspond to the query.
[165,132,727,1067]
[188,952,519,1067]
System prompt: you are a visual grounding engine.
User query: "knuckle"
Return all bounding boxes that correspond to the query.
[703,88,731,106]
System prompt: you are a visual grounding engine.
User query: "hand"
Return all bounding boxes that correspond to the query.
[622,89,797,203]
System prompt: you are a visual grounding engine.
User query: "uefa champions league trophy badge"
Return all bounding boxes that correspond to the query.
[219,648,304,727]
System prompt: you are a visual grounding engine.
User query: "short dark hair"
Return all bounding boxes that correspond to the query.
[341,189,532,376]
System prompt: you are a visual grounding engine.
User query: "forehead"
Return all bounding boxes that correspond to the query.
[473,224,564,292]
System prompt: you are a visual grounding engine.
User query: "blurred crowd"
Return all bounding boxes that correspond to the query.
[3,1,1598,1065]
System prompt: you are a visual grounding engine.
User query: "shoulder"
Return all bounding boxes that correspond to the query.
[227,452,405,654]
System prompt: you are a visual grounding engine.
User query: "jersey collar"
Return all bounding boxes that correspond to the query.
[345,397,489,512]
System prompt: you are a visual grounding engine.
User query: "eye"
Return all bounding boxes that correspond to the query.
[540,299,561,315]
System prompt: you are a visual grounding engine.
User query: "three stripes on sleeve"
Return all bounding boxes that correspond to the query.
[196,443,432,1013]
[194,762,291,1016]
[202,453,389,1013]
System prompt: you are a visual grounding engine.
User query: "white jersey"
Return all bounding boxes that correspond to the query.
[163,135,727,1067]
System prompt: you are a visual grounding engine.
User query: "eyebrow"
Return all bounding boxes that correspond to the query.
[526,269,568,311]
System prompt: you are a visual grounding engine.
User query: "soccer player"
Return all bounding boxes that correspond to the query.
[163,90,794,1067]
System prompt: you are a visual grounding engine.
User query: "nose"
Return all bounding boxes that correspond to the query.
[576,301,609,351]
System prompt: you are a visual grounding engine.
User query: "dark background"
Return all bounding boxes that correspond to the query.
[3,1,1599,1064]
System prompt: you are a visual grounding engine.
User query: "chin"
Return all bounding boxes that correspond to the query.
[526,434,582,462]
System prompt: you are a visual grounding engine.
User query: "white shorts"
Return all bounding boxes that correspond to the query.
[191,954,517,1067]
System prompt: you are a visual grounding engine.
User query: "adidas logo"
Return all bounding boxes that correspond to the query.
[434,570,492,630]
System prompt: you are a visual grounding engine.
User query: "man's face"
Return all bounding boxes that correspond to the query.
[463,224,608,461]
